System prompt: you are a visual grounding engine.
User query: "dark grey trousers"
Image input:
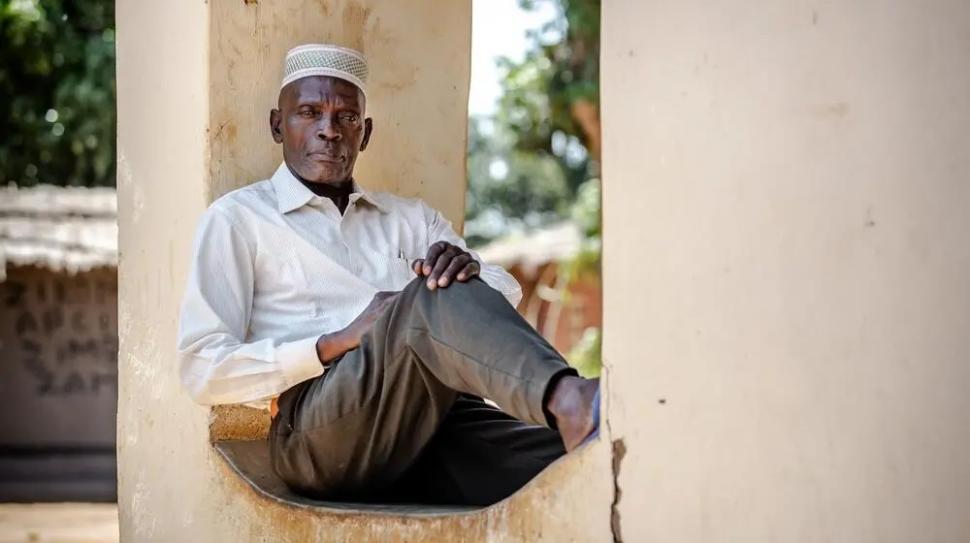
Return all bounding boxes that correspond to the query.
[269,277,574,506]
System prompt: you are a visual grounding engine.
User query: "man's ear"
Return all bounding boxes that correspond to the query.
[360,117,373,151]
[270,109,284,144]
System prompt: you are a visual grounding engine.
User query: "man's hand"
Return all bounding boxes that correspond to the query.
[412,241,481,290]
[316,291,400,363]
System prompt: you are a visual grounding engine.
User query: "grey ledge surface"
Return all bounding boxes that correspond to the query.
[213,440,481,517]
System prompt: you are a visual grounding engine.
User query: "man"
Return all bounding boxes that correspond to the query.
[177,44,599,506]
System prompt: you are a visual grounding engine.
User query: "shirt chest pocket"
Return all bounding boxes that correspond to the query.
[386,256,418,291]
[256,250,325,318]
[360,249,417,291]
[278,260,311,289]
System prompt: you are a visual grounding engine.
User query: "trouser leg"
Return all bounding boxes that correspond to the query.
[385,395,566,506]
[270,277,575,500]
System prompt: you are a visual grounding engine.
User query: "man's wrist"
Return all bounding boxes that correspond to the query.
[315,330,350,365]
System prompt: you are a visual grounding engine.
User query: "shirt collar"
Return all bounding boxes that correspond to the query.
[270,162,387,214]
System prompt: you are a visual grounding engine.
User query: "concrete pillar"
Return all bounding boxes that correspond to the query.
[117,1,612,540]
[602,0,970,540]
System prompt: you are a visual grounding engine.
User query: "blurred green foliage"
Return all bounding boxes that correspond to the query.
[500,0,600,164]
[466,0,600,242]
[465,117,572,246]
[466,0,602,375]
[567,326,602,378]
[0,0,115,187]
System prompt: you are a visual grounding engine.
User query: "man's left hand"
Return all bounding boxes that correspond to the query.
[412,241,481,290]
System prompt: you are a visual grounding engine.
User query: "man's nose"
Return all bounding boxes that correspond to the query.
[315,116,341,140]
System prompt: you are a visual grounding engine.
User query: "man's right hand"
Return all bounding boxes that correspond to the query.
[316,290,401,364]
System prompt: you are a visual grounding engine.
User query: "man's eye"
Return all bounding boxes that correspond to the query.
[300,110,316,117]
[341,113,359,123]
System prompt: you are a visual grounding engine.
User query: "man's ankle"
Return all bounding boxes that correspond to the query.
[546,376,600,451]
[542,370,578,429]
[546,375,585,425]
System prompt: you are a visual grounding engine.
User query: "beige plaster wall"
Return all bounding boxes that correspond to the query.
[116,0,211,539]
[601,0,970,541]
[117,0,612,541]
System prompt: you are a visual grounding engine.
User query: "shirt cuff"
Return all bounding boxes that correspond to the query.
[276,336,325,388]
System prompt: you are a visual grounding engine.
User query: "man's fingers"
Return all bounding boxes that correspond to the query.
[379,297,399,313]
[422,242,448,275]
[437,255,471,287]
[426,248,458,289]
[364,292,401,324]
[370,291,401,314]
[456,261,480,282]
[374,290,397,301]
[379,290,401,304]
[411,259,425,275]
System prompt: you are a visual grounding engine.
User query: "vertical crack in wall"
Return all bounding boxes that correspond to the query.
[610,438,626,542]
[605,367,625,542]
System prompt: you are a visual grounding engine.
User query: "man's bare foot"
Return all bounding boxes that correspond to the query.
[547,376,600,451]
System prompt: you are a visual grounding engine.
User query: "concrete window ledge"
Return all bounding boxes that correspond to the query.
[204,400,613,541]
[210,432,613,541]
[213,439,478,516]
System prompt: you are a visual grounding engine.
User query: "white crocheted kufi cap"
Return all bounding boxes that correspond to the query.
[280,44,368,96]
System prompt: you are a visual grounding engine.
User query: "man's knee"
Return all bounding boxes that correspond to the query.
[404,275,493,307]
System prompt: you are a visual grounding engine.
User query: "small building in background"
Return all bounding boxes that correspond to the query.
[0,185,118,502]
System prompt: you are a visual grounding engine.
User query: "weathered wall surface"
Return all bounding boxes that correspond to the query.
[602,1,970,541]
[117,0,612,541]
[116,0,210,538]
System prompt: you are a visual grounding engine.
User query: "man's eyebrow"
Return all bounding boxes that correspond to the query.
[294,95,361,108]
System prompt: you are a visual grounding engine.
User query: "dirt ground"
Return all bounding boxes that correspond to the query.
[0,504,118,543]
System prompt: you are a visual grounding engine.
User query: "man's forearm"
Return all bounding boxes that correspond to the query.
[315,330,355,365]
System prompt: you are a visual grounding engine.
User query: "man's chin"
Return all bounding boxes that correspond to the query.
[294,163,349,184]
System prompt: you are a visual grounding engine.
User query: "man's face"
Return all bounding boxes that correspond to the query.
[270,76,373,185]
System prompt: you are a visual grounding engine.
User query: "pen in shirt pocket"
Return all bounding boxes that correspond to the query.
[397,249,416,273]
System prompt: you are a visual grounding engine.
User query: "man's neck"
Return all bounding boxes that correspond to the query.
[300,178,353,198]
[299,177,353,215]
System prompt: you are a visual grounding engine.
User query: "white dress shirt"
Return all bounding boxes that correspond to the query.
[177,163,522,408]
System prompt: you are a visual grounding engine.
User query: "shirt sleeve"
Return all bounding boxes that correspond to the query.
[421,201,523,308]
[176,206,323,406]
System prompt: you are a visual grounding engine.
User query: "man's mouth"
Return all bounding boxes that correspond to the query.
[307,152,343,163]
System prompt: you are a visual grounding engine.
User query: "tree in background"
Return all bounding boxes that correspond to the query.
[498,0,600,166]
[466,0,601,375]
[0,0,115,187]
[465,116,572,246]
[466,0,600,243]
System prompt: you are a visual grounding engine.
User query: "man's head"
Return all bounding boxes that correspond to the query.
[270,44,372,186]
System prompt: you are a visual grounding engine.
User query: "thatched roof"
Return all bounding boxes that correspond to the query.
[0,185,117,280]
